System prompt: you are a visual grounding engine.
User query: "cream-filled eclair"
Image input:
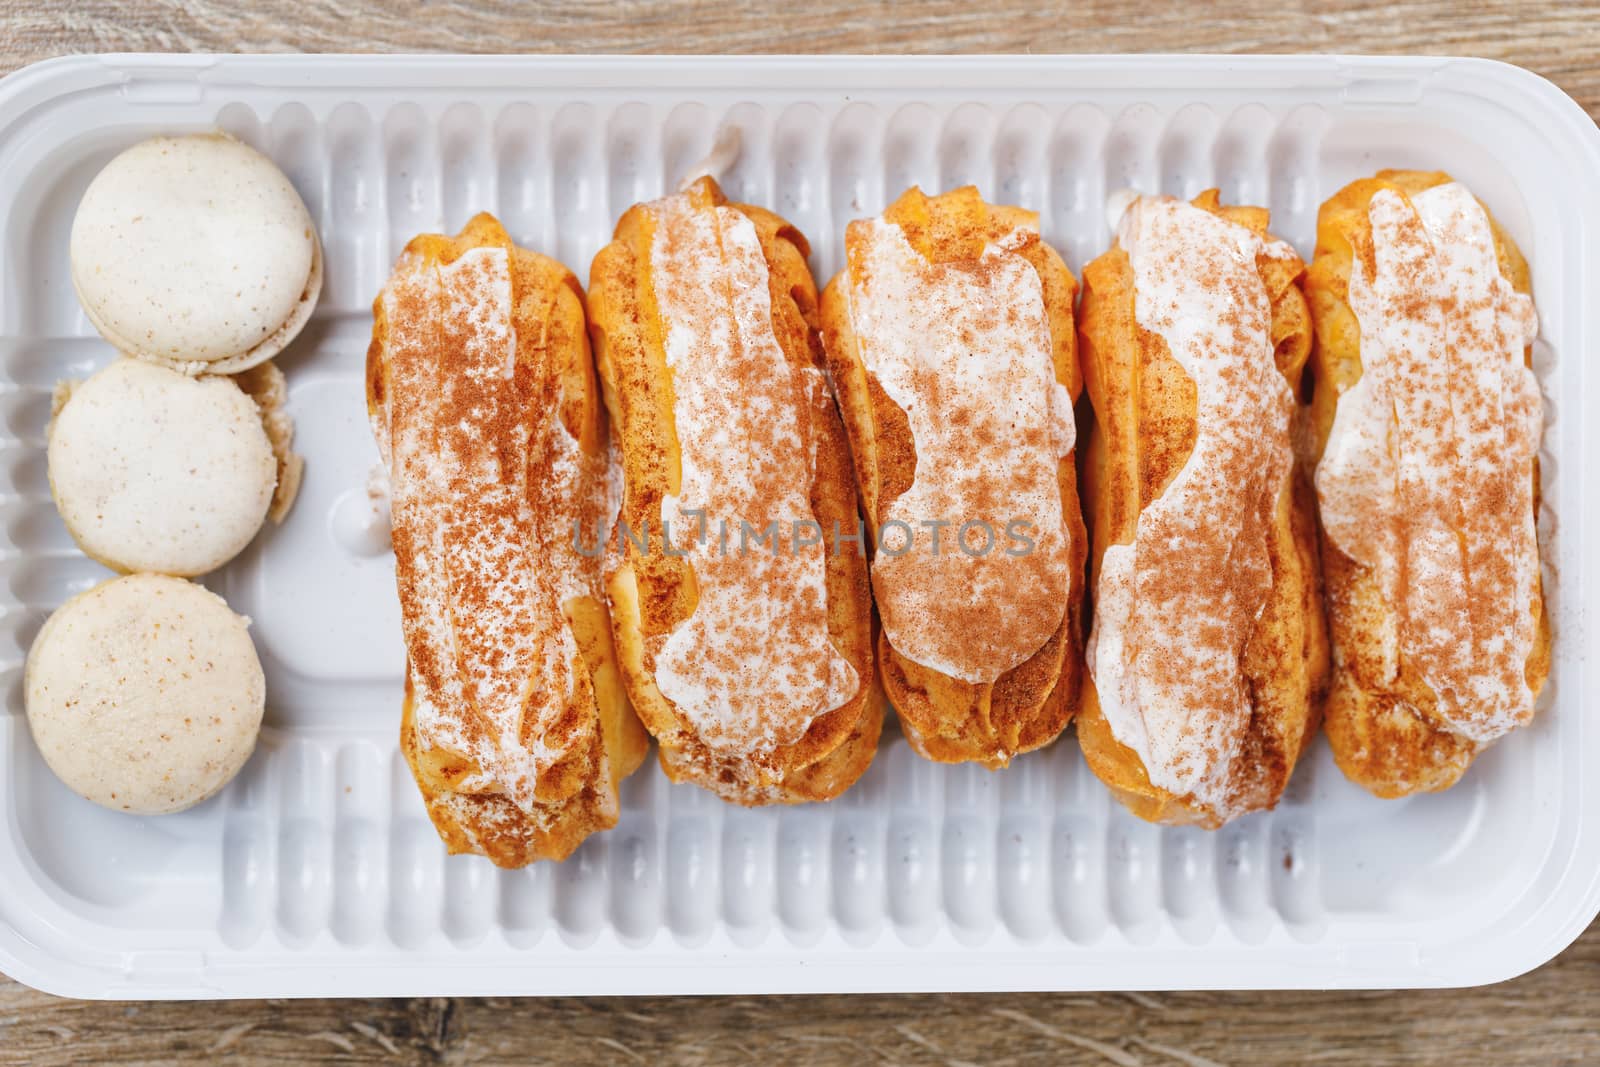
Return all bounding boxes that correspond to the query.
[1077,190,1329,828]
[587,177,881,805]
[369,213,646,867]
[1305,170,1549,797]
[820,185,1086,768]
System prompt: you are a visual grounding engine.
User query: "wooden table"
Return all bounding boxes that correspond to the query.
[3,3,1597,1063]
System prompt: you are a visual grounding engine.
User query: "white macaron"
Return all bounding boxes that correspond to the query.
[48,358,278,577]
[25,574,266,815]
[70,132,323,374]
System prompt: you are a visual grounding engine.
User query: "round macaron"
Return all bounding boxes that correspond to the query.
[48,358,278,577]
[25,574,266,815]
[70,132,323,374]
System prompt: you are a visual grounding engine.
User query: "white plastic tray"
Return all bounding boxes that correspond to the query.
[0,54,1596,1000]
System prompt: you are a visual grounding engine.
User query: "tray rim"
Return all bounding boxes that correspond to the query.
[0,50,1596,1000]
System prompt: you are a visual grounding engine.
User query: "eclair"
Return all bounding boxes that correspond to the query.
[1077,190,1329,827]
[587,177,881,804]
[819,185,1087,767]
[1304,170,1550,797]
[368,213,646,866]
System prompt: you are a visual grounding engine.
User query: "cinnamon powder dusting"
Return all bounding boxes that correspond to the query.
[647,189,857,754]
[1087,196,1296,817]
[843,220,1074,684]
[1316,183,1541,741]
[376,245,587,816]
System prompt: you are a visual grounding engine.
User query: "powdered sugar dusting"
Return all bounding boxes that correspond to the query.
[647,188,857,754]
[1086,196,1295,817]
[843,216,1073,684]
[1316,182,1542,742]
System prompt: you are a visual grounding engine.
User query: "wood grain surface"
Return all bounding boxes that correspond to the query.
[3,2,1598,1064]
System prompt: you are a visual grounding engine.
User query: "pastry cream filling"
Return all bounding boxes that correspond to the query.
[1087,196,1295,814]
[647,189,858,755]
[379,245,582,813]
[843,217,1074,684]
[1316,182,1542,742]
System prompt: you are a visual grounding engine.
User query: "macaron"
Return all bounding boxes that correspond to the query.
[70,132,323,375]
[48,358,278,577]
[25,574,266,815]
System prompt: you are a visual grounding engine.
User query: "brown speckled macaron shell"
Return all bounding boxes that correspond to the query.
[24,574,266,815]
[69,132,323,375]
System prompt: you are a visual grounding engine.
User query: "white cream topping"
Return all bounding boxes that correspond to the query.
[647,189,857,755]
[1086,196,1296,817]
[843,217,1074,684]
[1315,182,1542,741]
